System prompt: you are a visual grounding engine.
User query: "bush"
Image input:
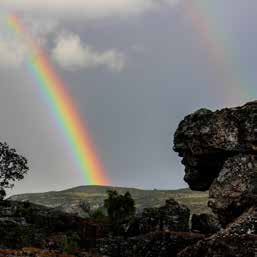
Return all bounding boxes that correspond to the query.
[104,190,136,235]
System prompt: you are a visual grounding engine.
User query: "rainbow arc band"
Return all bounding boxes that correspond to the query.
[184,1,248,104]
[7,14,109,185]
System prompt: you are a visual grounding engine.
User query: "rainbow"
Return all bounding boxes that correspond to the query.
[7,14,109,185]
[183,0,251,105]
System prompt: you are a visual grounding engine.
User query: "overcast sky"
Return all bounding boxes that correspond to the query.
[0,0,257,195]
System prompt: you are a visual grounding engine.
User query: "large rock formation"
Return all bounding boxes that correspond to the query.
[174,101,257,223]
[174,101,257,256]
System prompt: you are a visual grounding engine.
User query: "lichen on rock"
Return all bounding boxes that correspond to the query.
[173,100,257,257]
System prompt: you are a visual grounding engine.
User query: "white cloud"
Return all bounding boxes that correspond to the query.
[0,39,26,68]
[0,17,58,69]
[2,0,179,19]
[52,33,125,72]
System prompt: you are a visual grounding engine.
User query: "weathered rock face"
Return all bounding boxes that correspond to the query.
[173,101,257,257]
[159,199,190,232]
[174,101,257,224]
[127,199,190,236]
[178,207,257,257]
[174,102,257,191]
[191,213,221,235]
[209,154,257,225]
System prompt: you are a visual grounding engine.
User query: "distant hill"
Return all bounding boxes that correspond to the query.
[8,186,210,216]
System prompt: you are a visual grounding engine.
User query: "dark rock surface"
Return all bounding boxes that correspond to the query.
[126,198,190,237]
[0,198,195,256]
[140,199,189,233]
[173,101,257,256]
[209,154,257,225]
[97,231,204,257]
[174,101,257,223]
[174,101,257,191]
[0,200,107,251]
[96,199,196,257]
[179,207,257,257]
[191,213,221,235]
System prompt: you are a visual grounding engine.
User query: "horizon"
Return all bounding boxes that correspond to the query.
[7,184,190,198]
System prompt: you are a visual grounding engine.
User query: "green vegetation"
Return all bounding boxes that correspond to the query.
[0,142,28,199]
[104,190,136,234]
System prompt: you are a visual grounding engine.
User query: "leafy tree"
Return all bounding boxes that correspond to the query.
[104,190,135,234]
[0,142,29,199]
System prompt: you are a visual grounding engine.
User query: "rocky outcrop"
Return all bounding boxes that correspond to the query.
[174,101,257,224]
[126,198,190,237]
[96,199,198,257]
[0,198,195,256]
[174,102,257,190]
[178,207,257,257]
[0,200,107,252]
[97,231,204,257]
[208,154,257,225]
[191,213,221,235]
[173,101,257,256]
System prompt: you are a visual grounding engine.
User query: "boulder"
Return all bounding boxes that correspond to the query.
[159,199,190,232]
[191,213,221,235]
[127,198,190,236]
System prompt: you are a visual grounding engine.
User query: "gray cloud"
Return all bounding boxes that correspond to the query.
[0,39,26,68]
[2,0,179,19]
[52,33,125,72]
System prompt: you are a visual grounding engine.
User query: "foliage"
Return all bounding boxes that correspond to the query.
[0,142,29,199]
[104,190,136,234]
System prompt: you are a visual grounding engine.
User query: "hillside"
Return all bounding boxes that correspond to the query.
[9,186,209,215]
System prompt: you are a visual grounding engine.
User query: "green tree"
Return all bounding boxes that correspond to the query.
[0,142,29,199]
[104,190,135,234]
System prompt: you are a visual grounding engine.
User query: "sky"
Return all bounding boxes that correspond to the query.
[0,0,257,195]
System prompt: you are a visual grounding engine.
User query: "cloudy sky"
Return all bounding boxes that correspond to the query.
[0,0,257,195]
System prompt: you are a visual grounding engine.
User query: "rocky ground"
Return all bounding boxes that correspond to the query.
[0,200,108,255]
[2,100,257,256]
